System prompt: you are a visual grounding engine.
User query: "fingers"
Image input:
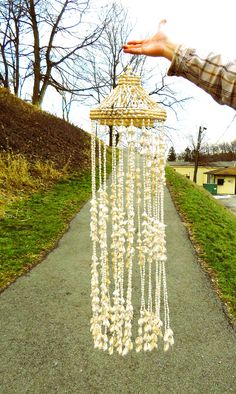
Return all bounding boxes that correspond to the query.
[122,40,144,53]
[122,39,145,54]
[123,44,143,55]
[125,40,144,45]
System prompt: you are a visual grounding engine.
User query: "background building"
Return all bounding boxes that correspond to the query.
[168,161,236,195]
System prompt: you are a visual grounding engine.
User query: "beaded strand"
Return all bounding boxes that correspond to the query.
[89,68,174,355]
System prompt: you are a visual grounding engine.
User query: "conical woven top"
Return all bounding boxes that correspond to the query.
[90,67,167,127]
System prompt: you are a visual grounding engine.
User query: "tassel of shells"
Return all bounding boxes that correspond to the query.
[90,119,174,355]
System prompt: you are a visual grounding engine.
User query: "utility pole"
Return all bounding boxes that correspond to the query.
[193,125,207,183]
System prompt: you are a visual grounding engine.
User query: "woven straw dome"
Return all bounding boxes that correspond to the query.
[90,67,167,127]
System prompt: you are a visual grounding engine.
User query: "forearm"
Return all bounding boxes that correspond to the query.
[167,45,236,110]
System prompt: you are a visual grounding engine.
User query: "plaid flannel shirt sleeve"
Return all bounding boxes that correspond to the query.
[167,45,236,110]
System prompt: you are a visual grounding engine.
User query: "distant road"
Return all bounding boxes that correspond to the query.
[214,194,236,216]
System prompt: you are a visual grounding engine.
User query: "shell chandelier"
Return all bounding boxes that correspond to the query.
[90,67,174,356]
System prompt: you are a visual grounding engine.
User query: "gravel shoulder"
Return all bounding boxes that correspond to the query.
[0,188,235,394]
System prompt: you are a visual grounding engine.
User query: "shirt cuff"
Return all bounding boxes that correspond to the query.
[167,45,196,77]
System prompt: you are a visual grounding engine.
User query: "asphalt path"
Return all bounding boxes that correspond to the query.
[215,195,236,216]
[0,188,235,394]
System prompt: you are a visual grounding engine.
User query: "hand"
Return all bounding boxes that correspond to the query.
[122,20,177,61]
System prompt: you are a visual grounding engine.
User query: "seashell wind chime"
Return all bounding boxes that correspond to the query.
[89,67,174,356]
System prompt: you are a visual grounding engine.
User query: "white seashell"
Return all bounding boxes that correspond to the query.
[138,327,143,336]
[164,328,174,341]
[136,345,142,353]
[144,324,152,333]
[122,347,129,356]
[164,342,169,352]
[94,341,99,349]
[128,341,134,351]
[117,345,123,354]
[103,319,110,328]
[108,346,114,355]
[135,336,143,345]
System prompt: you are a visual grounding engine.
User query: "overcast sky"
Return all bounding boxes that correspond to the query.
[44,0,236,153]
[120,0,235,55]
[119,0,236,152]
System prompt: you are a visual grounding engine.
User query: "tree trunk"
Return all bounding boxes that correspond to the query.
[0,44,9,89]
[193,126,206,183]
[13,20,20,96]
[193,150,199,183]
[29,0,41,106]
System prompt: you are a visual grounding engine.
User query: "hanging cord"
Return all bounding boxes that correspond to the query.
[122,120,135,356]
[90,121,102,348]
[109,123,121,354]
[109,123,127,355]
[158,122,174,351]
[116,123,126,304]
[93,123,110,351]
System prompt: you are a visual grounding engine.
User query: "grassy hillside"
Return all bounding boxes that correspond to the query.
[166,166,236,323]
[0,88,91,170]
[0,88,111,290]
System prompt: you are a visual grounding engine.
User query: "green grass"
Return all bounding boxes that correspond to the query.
[166,166,236,322]
[0,173,91,289]
[0,149,112,290]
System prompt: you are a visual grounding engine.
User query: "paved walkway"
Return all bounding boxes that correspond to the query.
[0,189,235,394]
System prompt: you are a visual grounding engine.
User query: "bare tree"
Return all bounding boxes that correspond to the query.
[61,90,77,122]
[80,2,193,146]
[80,1,146,145]
[0,0,26,95]
[25,0,109,107]
[192,125,207,183]
[148,70,193,119]
[0,0,110,106]
[0,0,193,125]
[230,139,236,154]
[87,3,145,96]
